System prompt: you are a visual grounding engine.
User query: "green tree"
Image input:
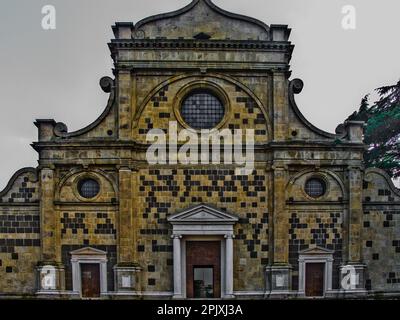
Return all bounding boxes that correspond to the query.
[347,80,400,179]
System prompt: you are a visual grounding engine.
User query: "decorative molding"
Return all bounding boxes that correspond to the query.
[109,39,292,51]
[168,203,239,225]
[70,247,108,296]
[285,168,347,201]
[55,167,118,202]
[298,246,334,297]
[168,205,238,299]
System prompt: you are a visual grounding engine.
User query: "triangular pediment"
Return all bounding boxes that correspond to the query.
[299,246,334,255]
[70,247,107,256]
[134,0,270,41]
[168,204,239,225]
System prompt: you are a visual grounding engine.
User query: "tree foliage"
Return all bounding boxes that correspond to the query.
[347,80,400,179]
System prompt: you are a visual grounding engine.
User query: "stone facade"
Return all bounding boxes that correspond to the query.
[0,0,399,299]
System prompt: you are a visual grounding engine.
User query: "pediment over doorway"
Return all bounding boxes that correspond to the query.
[299,246,334,255]
[70,247,107,256]
[168,204,239,225]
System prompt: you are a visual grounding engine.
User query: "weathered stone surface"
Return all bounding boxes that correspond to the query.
[0,0,398,299]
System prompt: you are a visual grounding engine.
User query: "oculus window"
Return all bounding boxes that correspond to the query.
[180,91,225,130]
[305,178,326,198]
[78,178,100,199]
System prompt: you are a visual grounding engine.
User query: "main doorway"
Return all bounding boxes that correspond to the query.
[305,263,324,297]
[186,241,221,298]
[80,263,101,298]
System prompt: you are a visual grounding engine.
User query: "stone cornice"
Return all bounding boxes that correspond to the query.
[109,39,293,52]
[32,140,366,155]
[114,61,290,73]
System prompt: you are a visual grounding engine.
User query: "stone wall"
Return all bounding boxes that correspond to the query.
[0,169,40,294]
[135,168,269,292]
[133,75,269,144]
[362,169,400,293]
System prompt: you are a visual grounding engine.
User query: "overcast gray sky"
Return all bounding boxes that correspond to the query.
[0,0,399,189]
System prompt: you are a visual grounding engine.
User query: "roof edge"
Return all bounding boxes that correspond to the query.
[0,167,38,199]
[53,77,116,139]
[135,0,270,34]
[289,78,344,140]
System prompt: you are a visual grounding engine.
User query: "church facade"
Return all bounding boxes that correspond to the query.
[1,0,400,299]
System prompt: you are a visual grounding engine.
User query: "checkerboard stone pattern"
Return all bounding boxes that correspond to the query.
[134,77,268,144]
[0,173,39,204]
[136,168,269,292]
[60,212,117,245]
[362,170,400,292]
[0,169,40,294]
[1,0,400,299]
[289,211,343,290]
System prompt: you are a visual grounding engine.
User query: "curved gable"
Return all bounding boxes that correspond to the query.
[135,0,270,41]
[0,168,39,204]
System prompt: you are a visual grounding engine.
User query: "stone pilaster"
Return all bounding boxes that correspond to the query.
[341,166,367,294]
[114,167,141,293]
[37,167,64,292]
[272,165,289,264]
[272,71,289,141]
[117,70,133,140]
[40,167,56,262]
[348,166,363,263]
[267,164,292,296]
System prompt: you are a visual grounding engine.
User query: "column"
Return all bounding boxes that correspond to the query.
[172,234,183,299]
[225,234,235,298]
[100,261,108,294]
[71,260,80,294]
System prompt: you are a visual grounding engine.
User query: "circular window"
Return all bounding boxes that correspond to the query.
[180,90,225,130]
[305,178,326,198]
[78,178,100,199]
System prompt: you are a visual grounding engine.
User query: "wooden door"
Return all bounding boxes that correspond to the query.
[186,241,221,298]
[81,264,100,298]
[305,263,325,297]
